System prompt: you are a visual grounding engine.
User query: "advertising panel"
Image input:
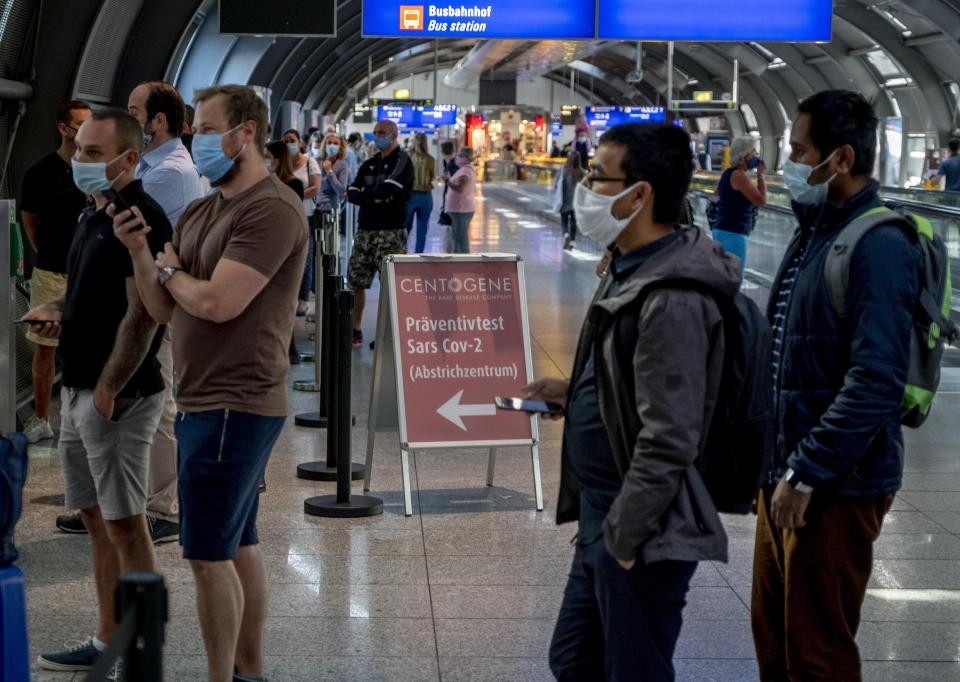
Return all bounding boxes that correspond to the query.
[362,0,596,39]
[597,0,832,41]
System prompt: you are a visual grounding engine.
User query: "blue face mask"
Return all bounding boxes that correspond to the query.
[374,136,392,151]
[192,125,244,184]
[326,144,340,158]
[746,156,762,171]
[287,142,300,156]
[71,153,128,195]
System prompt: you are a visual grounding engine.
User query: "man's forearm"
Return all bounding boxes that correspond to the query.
[164,270,218,321]
[97,307,158,396]
[131,246,175,323]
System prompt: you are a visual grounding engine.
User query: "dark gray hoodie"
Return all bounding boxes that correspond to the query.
[557,227,741,565]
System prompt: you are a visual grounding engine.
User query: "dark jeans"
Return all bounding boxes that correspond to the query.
[299,215,319,302]
[449,211,473,253]
[752,488,893,682]
[561,210,578,241]
[406,190,434,253]
[549,536,697,682]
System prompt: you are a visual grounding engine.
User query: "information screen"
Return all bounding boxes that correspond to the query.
[585,106,666,128]
[361,0,596,39]
[220,0,336,36]
[597,0,832,41]
[377,104,458,129]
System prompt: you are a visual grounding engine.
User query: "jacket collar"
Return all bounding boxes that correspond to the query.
[792,179,880,235]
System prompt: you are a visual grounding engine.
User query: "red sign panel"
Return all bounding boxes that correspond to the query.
[391,259,533,445]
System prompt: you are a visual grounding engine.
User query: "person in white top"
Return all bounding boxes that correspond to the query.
[281,129,321,315]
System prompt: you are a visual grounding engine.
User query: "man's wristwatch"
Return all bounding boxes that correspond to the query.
[158,266,181,286]
[784,468,815,494]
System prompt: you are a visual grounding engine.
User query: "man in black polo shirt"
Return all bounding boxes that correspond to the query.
[24,108,173,679]
[19,100,91,444]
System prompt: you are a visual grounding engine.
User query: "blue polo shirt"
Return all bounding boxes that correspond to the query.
[938,155,960,192]
[136,137,204,228]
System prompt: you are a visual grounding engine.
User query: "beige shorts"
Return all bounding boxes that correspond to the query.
[27,268,67,347]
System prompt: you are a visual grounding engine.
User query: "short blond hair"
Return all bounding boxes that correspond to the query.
[194,85,268,147]
[730,136,757,166]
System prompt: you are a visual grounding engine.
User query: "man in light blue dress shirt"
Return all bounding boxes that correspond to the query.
[127,81,203,544]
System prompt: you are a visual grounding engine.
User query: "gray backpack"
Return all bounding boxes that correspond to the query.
[824,205,958,427]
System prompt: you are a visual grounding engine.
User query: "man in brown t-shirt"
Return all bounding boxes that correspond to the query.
[113,84,307,682]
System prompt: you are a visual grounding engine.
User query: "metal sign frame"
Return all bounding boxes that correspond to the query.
[364,253,543,516]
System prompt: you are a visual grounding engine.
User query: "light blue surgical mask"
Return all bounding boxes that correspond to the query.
[287,143,300,156]
[192,125,244,184]
[783,150,837,207]
[326,144,340,158]
[374,136,392,151]
[71,152,128,196]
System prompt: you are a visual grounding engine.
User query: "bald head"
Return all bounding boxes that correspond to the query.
[373,119,399,157]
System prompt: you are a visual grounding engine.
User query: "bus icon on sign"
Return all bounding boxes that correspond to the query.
[400,6,424,30]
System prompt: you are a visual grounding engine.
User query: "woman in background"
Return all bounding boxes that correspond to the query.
[713,136,766,282]
[407,133,437,254]
[557,151,585,250]
[282,128,322,315]
[444,147,477,253]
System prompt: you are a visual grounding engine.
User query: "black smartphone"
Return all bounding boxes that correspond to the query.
[14,319,58,325]
[102,189,141,229]
[495,396,565,416]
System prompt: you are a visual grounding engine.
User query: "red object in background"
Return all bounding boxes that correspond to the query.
[391,260,533,445]
[534,114,545,127]
[465,113,484,150]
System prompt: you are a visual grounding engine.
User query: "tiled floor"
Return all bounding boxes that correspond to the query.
[17,183,960,680]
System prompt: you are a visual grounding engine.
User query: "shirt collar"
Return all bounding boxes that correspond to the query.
[141,137,184,169]
[609,230,683,282]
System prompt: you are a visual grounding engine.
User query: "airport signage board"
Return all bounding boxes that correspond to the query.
[361,0,596,39]
[377,104,458,129]
[585,106,666,128]
[385,256,534,447]
[597,0,833,42]
[220,0,336,36]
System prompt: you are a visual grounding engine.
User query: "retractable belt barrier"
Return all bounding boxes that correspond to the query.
[304,286,383,518]
[84,573,167,682]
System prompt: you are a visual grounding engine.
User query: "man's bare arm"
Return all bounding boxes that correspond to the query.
[96,277,159,396]
[21,211,39,252]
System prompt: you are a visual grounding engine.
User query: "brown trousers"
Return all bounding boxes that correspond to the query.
[751,487,893,682]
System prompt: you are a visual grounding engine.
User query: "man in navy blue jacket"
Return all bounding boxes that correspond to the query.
[752,90,921,681]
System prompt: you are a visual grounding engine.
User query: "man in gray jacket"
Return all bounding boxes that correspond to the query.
[526,123,737,682]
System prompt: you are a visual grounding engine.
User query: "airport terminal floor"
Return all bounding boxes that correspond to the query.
[15,182,960,681]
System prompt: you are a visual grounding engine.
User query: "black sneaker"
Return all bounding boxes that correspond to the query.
[352,329,363,346]
[148,517,180,545]
[56,512,88,534]
[37,638,99,671]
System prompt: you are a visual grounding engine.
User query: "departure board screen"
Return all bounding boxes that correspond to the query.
[361,0,595,39]
[597,0,832,41]
[377,105,458,129]
[220,0,337,36]
[585,107,666,128]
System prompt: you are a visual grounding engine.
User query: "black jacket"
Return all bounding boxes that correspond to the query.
[770,181,921,496]
[347,147,413,231]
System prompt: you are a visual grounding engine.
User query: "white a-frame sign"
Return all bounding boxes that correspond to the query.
[364,254,543,516]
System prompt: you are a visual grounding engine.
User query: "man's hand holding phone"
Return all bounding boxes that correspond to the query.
[521,378,570,421]
[109,202,152,254]
[19,304,63,339]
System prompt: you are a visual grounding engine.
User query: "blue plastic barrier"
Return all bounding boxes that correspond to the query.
[0,564,29,681]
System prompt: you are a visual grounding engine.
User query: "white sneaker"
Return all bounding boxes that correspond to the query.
[23,416,54,443]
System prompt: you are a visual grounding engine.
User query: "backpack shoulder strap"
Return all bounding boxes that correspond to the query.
[824,207,914,317]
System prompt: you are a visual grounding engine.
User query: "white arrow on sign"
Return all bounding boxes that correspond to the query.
[436,390,497,431]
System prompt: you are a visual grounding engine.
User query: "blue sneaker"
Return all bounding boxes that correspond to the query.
[37,637,99,671]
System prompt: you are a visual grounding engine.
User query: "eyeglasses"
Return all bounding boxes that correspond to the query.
[583,174,633,190]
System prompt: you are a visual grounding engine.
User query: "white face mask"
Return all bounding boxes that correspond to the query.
[783,150,837,206]
[573,180,644,246]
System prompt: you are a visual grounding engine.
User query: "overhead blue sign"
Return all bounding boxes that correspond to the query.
[361,0,596,39]
[597,0,832,41]
[376,104,458,129]
[585,107,666,128]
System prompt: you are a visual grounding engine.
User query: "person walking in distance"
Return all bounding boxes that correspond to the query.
[31,108,173,681]
[114,85,307,682]
[19,100,91,445]
[406,132,437,254]
[557,150,586,251]
[444,146,477,254]
[346,118,413,346]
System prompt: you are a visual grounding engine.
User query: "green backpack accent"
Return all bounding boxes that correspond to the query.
[824,205,958,428]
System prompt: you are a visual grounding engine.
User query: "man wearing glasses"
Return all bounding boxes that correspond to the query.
[19,100,92,446]
[525,123,736,681]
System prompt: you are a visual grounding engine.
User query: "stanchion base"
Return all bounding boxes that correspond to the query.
[293,381,322,393]
[296,461,365,481]
[300,354,316,363]
[294,412,328,428]
[304,494,383,518]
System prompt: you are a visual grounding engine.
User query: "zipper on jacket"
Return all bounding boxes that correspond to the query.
[217,409,230,462]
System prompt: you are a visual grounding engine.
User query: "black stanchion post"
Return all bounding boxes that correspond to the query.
[294,253,336,429]
[297,273,365,481]
[305,288,383,518]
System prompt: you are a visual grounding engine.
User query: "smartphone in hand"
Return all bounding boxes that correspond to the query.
[495,396,565,416]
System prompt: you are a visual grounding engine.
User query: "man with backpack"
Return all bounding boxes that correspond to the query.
[753,90,940,681]
[525,123,747,681]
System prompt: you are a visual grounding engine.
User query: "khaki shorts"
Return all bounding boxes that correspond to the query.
[348,229,407,290]
[58,388,163,521]
[27,268,67,347]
